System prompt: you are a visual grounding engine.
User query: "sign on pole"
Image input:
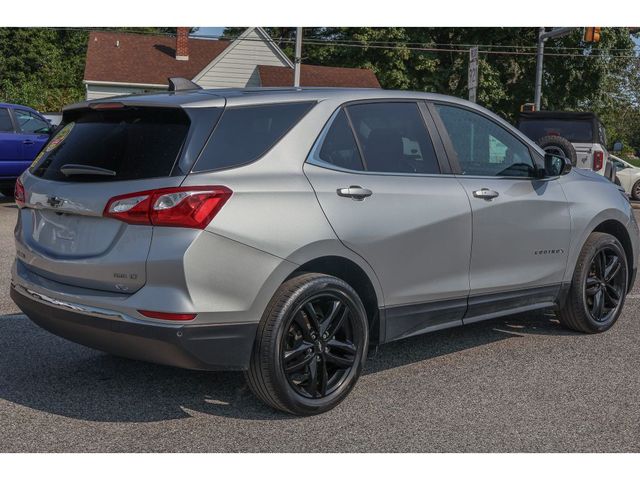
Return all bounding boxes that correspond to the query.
[468,46,478,103]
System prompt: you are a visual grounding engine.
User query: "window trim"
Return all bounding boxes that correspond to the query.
[0,107,16,133]
[191,101,317,174]
[427,100,544,180]
[306,98,453,177]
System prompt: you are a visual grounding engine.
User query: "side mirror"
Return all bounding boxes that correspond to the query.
[612,141,624,152]
[542,153,572,177]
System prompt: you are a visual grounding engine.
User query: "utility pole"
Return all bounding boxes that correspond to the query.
[534,27,574,111]
[294,27,302,88]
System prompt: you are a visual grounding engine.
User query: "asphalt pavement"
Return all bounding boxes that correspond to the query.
[0,197,639,452]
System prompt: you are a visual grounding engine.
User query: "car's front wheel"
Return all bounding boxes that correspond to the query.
[558,232,628,333]
[245,273,369,415]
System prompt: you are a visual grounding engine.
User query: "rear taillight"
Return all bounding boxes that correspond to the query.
[593,151,604,171]
[104,186,232,229]
[14,178,25,207]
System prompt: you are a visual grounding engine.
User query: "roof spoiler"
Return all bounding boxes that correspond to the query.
[168,77,202,92]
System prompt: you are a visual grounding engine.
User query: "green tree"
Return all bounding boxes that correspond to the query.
[0,27,175,111]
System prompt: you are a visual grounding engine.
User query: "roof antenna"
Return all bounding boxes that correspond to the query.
[168,77,202,92]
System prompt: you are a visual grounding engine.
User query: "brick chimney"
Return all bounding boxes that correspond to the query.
[176,27,190,61]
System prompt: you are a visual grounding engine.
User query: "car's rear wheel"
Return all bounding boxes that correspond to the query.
[245,273,368,415]
[558,232,627,333]
[631,180,640,201]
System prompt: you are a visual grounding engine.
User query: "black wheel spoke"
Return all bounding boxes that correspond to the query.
[284,341,313,362]
[605,283,621,302]
[324,304,349,340]
[591,289,605,320]
[585,276,600,296]
[325,351,355,369]
[605,255,621,282]
[307,356,319,396]
[284,350,314,373]
[596,251,606,279]
[319,300,342,335]
[303,303,321,334]
[327,338,357,355]
[319,357,328,396]
[292,311,315,341]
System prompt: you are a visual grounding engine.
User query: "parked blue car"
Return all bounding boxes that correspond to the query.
[0,103,53,197]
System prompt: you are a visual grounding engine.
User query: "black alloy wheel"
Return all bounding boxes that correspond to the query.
[281,293,357,399]
[245,273,368,415]
[584,246,626,324]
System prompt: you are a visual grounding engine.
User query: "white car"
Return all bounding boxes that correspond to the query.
[609,155,640,200]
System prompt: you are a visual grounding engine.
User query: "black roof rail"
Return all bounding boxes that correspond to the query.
[168,77,203,92]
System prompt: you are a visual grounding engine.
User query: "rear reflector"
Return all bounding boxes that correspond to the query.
[593,151,604,171]
[138,310,197,321]
[104,186,232,229]
[14,178,25,207]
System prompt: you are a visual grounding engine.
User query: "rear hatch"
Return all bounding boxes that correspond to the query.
[15,101,218,293]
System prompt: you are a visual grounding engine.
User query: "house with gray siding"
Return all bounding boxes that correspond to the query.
[83,28,380,100]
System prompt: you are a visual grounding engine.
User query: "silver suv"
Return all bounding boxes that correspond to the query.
[11,88,639,415]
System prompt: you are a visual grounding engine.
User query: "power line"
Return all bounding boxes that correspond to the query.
[26,26,640,60]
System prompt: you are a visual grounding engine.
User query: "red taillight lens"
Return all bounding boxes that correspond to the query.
[138,310,197,321]
[14,178,25,207]
[104,186,231,229]
[593,151,604,171]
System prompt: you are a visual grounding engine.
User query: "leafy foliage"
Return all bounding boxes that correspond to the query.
[0,28,175,112]
[225,27,640,148]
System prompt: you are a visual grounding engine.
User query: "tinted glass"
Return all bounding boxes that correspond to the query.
[518,118,593,143]
[318,110,364,171]
[31,108,189,182]
[194,102,314,172]
[346,102,440,174]
[436,105,535,177]
[15,109,49,134]
[0,108,12,132]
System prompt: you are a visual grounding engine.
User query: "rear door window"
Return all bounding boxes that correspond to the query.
[345,102,440,174]
[30,108,190,182]
[193,102,315,172]
[0,108,13,132]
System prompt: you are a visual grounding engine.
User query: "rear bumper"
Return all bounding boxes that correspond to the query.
[10,283,258,371]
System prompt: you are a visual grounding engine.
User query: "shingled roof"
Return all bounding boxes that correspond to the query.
[258,64,381,88]
[84,30,381,89]
[84,31,231,86]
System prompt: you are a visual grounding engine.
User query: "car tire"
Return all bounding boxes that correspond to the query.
[536,135,578,166]
[632,180,640,201]
[558,232,628,333]
[245,272,369,416]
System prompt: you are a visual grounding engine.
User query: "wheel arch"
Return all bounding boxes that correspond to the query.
[286,255,383,344]
[592,219,635,290]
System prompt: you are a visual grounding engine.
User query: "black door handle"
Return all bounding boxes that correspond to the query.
[336,186,373,200]
[22,140,34,145]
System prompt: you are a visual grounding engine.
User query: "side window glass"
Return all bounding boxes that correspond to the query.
[15,109,49,134]
[0,108,13,132]
[317,109,364,171]
[346,102,440,174]
[436,104,535,177]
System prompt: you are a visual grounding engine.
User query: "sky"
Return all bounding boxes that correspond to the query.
[193,27,225,38]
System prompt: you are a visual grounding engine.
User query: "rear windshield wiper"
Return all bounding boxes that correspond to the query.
[59,164,117,177]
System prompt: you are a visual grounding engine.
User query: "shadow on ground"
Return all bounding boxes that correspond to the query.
[0,309,574,423]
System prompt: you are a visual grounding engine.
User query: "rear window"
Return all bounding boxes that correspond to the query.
[193,102,315,172]
[30,108,190,182]
[518,118,593,143]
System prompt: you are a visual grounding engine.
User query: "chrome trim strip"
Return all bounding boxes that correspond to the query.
[11,282,177,328]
